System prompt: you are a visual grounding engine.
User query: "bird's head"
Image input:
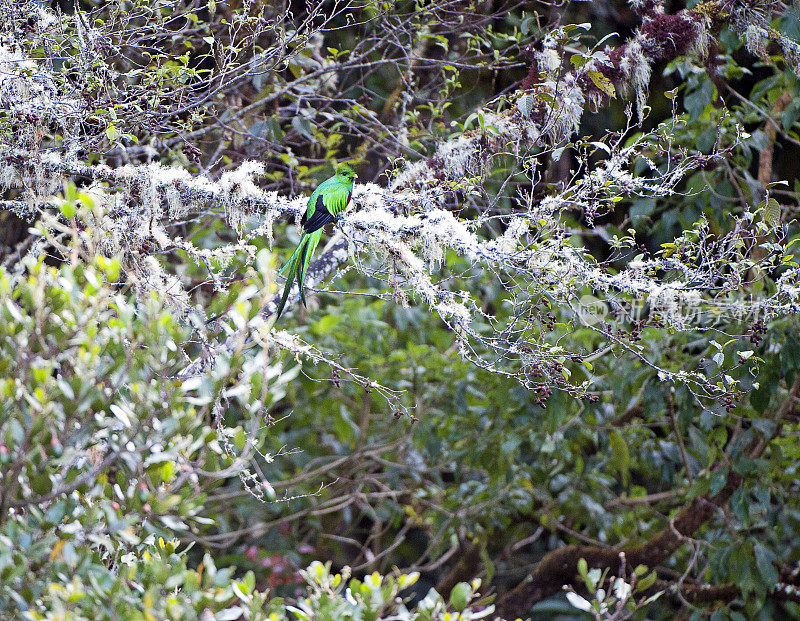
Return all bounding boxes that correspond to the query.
[335,163,358,184]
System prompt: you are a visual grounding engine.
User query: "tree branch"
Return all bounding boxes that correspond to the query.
[496,376,800,617]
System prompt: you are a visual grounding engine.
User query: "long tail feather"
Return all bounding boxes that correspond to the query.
[275,235,307,319]
[274,229,325,320]
[279,241,304,277]
[296,239,310,307]
[297,229,322,307]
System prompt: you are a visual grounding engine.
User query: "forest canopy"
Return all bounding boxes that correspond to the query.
[3,0,800,619]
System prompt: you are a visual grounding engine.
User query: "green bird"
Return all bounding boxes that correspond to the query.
[274,163,357,319]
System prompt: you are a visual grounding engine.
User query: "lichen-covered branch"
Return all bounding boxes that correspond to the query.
[3,0,799,405]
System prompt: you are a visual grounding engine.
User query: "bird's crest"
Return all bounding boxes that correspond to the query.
[335,163,358,180]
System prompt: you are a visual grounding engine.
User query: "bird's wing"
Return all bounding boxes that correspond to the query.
[301,186,320,228]
[302,193,335,233]
[302,184,351,233]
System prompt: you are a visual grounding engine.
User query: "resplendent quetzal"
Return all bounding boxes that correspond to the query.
[275,163,357,319]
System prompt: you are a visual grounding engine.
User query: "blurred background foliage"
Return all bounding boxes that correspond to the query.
[3,0,800,619]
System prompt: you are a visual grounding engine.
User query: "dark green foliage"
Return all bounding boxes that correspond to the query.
[4,0,800,619]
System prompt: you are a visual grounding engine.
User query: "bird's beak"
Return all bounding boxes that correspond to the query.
[354,173,358,178]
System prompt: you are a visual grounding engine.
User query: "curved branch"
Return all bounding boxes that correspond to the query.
[496,470,740,617]
[496,376,800,617]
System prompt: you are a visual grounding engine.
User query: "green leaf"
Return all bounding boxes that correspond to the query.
[61,201,76,219]
[517,94,536,118]
[709,467,728,496]
[762,196,781,228]
[609,430,630,486]
[586,70,615,98]
[578,558,595,592]
[106,124,119,141]
[449,582,472,611]
[160,461,175,483]
[233,427,247,451]
[243,570,255,592]
[32,473,53,496]
[696,125,717,153]
[753,542,778,585]
[570,54,586,69]
[314,315,342,334]
[751,359,778,412]
[684,80,715,121]
[291,116,315,141]
[782,96,800,130]
[577,557,588,579]
[637,570,657,591]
